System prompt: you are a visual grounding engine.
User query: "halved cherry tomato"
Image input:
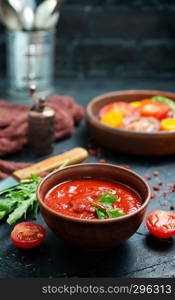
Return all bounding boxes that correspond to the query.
[100,111,123,128]
[160,118,175,131]
[121,116,160,132]
[140,101,170,120]
[11,222,46,249]
[146,210,175,239]
[99,102,137,119]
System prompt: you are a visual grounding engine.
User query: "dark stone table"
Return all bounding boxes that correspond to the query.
[0,78,175,278]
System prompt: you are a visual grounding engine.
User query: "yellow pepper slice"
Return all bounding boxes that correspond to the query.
[129,101,142,109]
[160,118,175,131]
[100,111,123,128]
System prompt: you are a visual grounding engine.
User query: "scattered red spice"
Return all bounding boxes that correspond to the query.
[145,174,151,180]
[89,149,97,156]
[166,183,175,189]
[121,165,130,169]
[88,146,102,157]
[163,190,170,197]
[99,159,106,163]
[153,185,160,191]
[88,149,175,210]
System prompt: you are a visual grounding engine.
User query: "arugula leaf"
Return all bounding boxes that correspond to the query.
[95,208,107,219]
[97,192,116,208]
[7,197,35,225]
[93,191,125,219]
[0,198,18,213]
[33,200,40,218]
[106,208,125,218]
[0,211,6,220]
[0,175,47,224]
[56,158,73,171]
[152,96,175,111]
[0,159,73,224]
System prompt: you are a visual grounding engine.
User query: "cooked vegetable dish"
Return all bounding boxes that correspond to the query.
[99,96,175,132]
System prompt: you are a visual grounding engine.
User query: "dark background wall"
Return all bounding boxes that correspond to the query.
[1,0,175,79]
[56,0,175,78]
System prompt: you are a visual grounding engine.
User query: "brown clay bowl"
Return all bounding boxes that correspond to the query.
[86,90,175,156]
[37,163,151,251]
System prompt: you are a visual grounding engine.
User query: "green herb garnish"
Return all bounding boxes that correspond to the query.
[0,175,41,225]
[0,159,72,225]
[92,191,125,220]
[152,96,175,111]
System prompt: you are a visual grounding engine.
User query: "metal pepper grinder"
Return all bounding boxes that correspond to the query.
[28,85,55,156]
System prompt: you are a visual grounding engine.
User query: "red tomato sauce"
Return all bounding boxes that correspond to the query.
[44,179,142,220]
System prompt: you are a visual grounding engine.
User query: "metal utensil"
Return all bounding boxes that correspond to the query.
[0,0,23,30]
[25,0,38,11]
[41,11,59,30]
[9,0,39,12]
[8,0,25,13]
[20,5,34,30]
[9,0,35,31]
[34,0,60,30]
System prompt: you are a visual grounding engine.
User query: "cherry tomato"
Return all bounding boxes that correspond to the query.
[99,102,137,119]
[11,222,46,249]
[99,103,115,119]
[146,210,175,239]
[121,116,160,132]
[160,118,175,131]
[140,101,170,120]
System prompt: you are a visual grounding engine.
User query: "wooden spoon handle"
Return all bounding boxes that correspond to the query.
[13,147,88,180]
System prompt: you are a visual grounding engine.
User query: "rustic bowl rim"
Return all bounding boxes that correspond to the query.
[37,163,151,224]
[86,89,175,135]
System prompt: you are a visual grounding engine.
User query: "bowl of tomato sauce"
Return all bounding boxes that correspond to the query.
[86,90,175,156]
[37,163,151,250]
